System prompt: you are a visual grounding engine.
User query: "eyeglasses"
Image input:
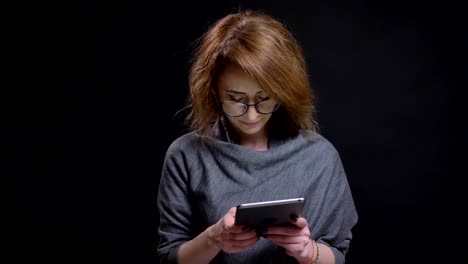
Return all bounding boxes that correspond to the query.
[220,99,280,117]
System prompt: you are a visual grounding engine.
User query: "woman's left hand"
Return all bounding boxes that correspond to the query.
[264,217,313,262]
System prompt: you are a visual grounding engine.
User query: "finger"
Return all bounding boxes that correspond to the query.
[227,224,254,234]
[266,226,302,236]
[230,235,259,248]
[225,237,258,253]
[220,231,232,240]
[266,234,307,244]
[268,241,305,256]
[222,207,237,229]
[229,230,258,241]
[228,207,237,216]
[292,217,308,228]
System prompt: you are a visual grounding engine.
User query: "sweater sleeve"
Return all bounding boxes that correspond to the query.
[312,149,358,264]
[157,144,193,263]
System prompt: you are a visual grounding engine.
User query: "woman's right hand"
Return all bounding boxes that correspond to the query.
[207,207,259,253]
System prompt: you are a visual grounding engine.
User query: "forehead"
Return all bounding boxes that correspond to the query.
[217,63,264,94]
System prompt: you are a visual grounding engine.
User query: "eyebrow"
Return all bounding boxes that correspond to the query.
[225,89,265,95]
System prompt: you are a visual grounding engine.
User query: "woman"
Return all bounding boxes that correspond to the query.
[157,10,358,264]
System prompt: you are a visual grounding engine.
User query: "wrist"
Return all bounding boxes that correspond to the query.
[297,239,314,264]
[298,239,319,264]
[205,224,222,250]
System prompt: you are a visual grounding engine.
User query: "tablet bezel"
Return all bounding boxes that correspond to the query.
[234,198,305,227]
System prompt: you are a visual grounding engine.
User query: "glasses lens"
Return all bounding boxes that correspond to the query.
[222,101,247,116]
[256,100,279,114]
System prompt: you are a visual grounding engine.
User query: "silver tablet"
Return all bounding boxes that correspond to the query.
[235,198,305,227]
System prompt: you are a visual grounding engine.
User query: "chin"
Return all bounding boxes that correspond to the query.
[238,123,266,135]
[239,128,262,135]
[228,118,270,136]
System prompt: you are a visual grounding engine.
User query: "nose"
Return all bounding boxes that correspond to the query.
[246,105,259,121]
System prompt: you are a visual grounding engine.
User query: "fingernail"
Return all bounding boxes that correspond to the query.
[290,214,298,222]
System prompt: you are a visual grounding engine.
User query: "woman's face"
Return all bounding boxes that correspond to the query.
[217,63,276,138]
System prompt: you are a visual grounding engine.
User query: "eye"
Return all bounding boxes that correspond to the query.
[229,95,243,102]
[258,96,270,101]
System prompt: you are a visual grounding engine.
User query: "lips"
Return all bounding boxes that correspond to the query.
[242,121,261,127]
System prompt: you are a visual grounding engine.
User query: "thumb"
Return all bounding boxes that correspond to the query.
[223,207,237,227]
[292,217,308,228]
[228,207,237,217]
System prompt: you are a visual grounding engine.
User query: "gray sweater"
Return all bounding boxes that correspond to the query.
[157,122,358,263]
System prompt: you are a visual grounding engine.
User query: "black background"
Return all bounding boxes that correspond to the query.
[13,0,466,263]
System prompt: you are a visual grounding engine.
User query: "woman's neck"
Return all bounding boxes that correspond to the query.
[236,130,269,151]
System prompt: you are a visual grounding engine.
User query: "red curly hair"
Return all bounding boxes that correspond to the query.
[186,10,318,137]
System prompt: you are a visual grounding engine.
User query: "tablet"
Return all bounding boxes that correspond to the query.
[235,198,305,228]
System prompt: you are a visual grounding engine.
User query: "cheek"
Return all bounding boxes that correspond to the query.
[226,116,239,126]
[262,115,272,123]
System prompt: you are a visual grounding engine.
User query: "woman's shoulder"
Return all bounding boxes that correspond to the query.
[300,130,341,158]
[165,131,200,156]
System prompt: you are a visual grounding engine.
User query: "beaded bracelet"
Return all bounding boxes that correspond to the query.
[313,240,319,264]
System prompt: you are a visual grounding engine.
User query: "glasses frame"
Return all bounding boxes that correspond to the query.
[219,99,280,117]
